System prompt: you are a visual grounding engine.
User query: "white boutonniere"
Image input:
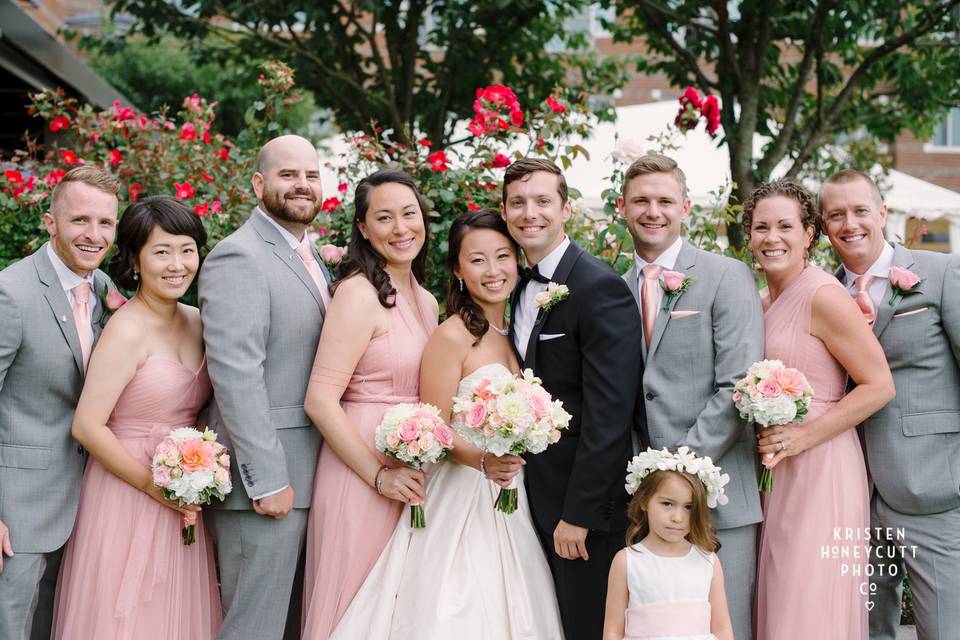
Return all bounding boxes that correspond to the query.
[534,282,570,311]
[887,266,922,306]
[660,270,693,311]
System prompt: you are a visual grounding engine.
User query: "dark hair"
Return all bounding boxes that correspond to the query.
[334,169,430,307]
[502,157,568,205]
[626,469,719,553]
[110,195,208,290]
[446,209,519,345]
[741,178,821,251]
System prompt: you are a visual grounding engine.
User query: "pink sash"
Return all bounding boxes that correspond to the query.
[625,600,711,636]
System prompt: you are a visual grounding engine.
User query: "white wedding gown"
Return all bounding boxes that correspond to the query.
[331,363,564,639]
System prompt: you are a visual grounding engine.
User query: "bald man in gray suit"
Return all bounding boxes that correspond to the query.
[199,135,332,640]
[619,155,763,640]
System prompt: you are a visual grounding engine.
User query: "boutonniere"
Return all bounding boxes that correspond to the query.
[534,282,570,312]
[660,270,693,310]
[97,287,128,324]
[888,267,922,305]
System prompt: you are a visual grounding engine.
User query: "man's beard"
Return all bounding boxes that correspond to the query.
[262,186,321,224]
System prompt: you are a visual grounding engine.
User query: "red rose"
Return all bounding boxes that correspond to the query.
[173,181,195,199]
[107,150,122,166]
[194,202,210,217]
[321,197,341,212]
[700,95,721,136]
[219,147,230,161]
[180,122,197,142]
[418,138,432,147]
[467,201,481,211]
[427,150,449,172]
[44,169,67,188]
[211,199,222,213]
[4,170,23,184]
[491,153,511,168]
[49,115,71,132]
[60,150,78,165]
[129,182,143,201]
[681,86,702,110]
[337,182,348,194]
[546,96,566,113]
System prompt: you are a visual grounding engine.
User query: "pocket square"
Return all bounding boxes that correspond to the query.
[538,333,566,341]
[893,306,929,318]
[670,310,700,319]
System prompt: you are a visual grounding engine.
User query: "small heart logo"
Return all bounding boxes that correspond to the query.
[865,601,875,611]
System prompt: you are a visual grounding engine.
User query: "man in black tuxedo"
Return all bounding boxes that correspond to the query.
[504,158,643,639]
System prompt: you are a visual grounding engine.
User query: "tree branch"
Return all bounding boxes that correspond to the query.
[636,0,719,90]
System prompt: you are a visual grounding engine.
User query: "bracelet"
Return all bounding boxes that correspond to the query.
[374,465,389,495]
[479,451,488,478]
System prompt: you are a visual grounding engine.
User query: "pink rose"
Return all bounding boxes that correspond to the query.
[418,432,435,451]
[661,270,686,292]
[214,467,230,486]
[772,367,808,398]
[548,429,562,444]
[473,379,494,401]
[433,424,454,448]
[217,453,230,468]
[386,432,400,447]
[152,465,172,486]
[757,379,783,398]
[398,419,421,443]
[732,391,742,403]
[105,289,127,310]
[528,393,549,420]
[319,244,347,265]
[156,440,177,457]
[889,267,920,291]
[407,440,422,456]
[465,402,487,430]
[534,291,551,307]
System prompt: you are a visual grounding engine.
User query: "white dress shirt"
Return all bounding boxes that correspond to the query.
[47,243,97,323]
[841,242,895,307]
[634,236,684,310]
[513,236,570,361]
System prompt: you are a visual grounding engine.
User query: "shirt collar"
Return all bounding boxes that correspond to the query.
[530,235,570,280]
[634,236,683,274]
[843,242,894,287]
[257,207,307,251]
[46,242,94,292]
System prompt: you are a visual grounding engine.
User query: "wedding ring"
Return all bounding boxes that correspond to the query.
[778,441,785,452]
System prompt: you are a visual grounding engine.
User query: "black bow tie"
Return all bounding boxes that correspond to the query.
[519,265,550,285]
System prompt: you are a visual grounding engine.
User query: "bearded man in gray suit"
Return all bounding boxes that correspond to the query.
[0,166,119,640]
[821,170,960,640]
[199,135,332,640]
[619,155,763,640]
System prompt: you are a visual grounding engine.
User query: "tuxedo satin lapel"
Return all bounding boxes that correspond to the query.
[873,243,915,338]
[522,242,582,372]
[508,285,525,366]
[35,250,85,375]
[647,241,697,358]
[251,213,326,311]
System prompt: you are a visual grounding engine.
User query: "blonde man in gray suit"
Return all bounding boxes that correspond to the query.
[199,135,332,640]
[821,170,960,640]
[0,167,119,640]
[619,154,763,640]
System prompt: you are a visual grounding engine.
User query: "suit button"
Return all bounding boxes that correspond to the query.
[645,392,656,400]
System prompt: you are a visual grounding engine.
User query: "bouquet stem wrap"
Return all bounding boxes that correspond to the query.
[495,476,519,514]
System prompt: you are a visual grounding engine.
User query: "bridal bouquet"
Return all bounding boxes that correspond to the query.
[375,403,454,529]
[151,427,232,545]
[733,359,814,491]
[451,369,571,513]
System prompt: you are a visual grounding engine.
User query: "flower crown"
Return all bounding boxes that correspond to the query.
[625,446,730,509]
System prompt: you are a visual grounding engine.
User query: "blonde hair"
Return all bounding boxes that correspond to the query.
[622,154,689,201]
[625,469,719,552]
[818,169,883,214]
[50,166,120,212]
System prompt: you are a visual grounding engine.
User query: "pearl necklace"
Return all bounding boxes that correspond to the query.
[490,321,510,336]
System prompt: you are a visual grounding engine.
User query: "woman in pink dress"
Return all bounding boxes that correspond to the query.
[301,169,439,638]
[744,179,894,639]
[52,196,220,639]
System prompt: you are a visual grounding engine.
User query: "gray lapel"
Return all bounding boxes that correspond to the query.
[35,246,85,375]
[873,243,915,338]
[624,264,641,311]
[250,214,327,317]
[647,241,697,359]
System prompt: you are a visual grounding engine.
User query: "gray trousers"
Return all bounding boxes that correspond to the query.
[0,547,62,640]
[718,523,758,640]
[211,508,309,640]
[869,493,960,640]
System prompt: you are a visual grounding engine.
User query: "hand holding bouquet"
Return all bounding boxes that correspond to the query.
[375,403,454,528]
[452,369,571,513]
[151,427,232,544]
[734,359,813,491]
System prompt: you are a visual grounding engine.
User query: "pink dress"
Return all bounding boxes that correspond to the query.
[302,278,437,639]
[755,266,869,640]
[52,357,221,640]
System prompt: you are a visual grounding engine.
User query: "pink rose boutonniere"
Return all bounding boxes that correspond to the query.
[318,243,347,268]
[660,270,693,310]
[888,267,921,305]
[97,288,128,325]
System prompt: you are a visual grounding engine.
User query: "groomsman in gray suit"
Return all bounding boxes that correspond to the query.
[0,166,119,640]
[199,135,332,640]
[619,155,763,640]
[821,170,960,640]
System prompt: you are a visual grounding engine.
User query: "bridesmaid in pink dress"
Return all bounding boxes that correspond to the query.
[53,196,221,639]
[301,170,439,638]
[743,180,894,640]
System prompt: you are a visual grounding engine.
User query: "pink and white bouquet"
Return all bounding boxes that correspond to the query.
[375,403,454,528]
[451,369,571,513]
[151,427,232,545]
[733,359,814,491]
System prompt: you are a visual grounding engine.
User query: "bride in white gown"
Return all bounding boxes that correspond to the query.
[331,209,563,639]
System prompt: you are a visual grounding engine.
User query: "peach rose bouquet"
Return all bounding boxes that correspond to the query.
[451,369,571,513]
[375,403,454,528]
[151,427,232,544]
[733,359,813,491]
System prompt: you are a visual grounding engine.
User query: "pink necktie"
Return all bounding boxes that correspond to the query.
[295,244,331,308]
[641,264,663,350]
[72,283,94,370]
[855,275,876,325]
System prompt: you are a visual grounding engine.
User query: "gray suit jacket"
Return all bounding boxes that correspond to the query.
[0,243,111,553]
[198,212,329,509]
[625,241,764,530]
[839,243,960,515]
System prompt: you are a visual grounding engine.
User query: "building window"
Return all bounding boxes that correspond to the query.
[932,108,960,148]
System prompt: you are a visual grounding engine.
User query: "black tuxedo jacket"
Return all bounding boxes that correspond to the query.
[511,241,644,534]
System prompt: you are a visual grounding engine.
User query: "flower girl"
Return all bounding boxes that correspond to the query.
[602,447,734,640]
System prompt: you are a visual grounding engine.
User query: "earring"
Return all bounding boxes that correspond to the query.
[133,270,139,281]
[458,278,464,291]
